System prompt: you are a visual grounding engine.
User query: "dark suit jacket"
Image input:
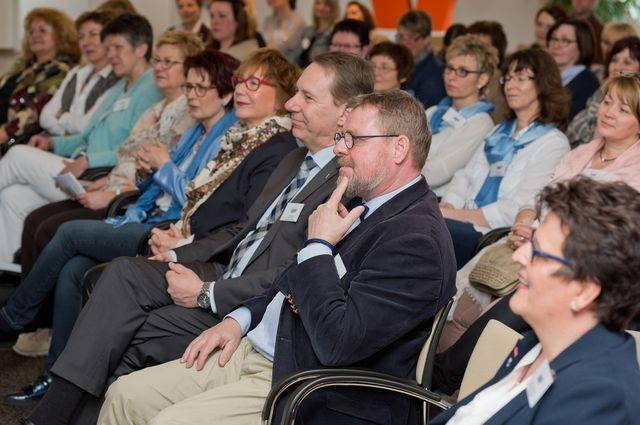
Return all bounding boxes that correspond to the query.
[566,68,600,121]
[188,131,297,238]
[430,324,640,425]
[243,177,457,425]
[410,51,446,109]
[174,147,340,317]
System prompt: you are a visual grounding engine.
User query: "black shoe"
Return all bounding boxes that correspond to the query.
[0,327,19,349]
[19,419,36,425]
[4,375,52,407]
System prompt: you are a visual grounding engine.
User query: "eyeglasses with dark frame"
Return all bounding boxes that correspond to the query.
[444,64,482,78]
[232,75,276,92]
[527,229,570,267]
[151,57,184,69]
[499,74,535,85]
[181,82,217,97]
[334,131,399,149]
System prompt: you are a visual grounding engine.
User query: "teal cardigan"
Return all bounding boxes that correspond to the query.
[52,68,163,168]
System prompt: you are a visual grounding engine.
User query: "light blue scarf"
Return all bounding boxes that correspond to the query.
[428,97,495,134]
[474,119,555,207]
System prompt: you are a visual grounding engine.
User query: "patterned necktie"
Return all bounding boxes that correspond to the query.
[223,156,317,278]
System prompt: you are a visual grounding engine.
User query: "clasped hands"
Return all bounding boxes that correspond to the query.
[135,141,170,172]
[307,176,364,246]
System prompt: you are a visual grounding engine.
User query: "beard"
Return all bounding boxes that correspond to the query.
[337,157,387,199]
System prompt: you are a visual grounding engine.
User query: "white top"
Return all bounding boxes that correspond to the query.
[441,125,569,231]
[446,344,542,425]
[422,106,494,196]
[40,63,115,136]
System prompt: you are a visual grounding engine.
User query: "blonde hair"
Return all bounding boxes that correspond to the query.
[446,34,498,95]
[156,30,204,59]
[21,8,80,65]
[602,21,638,42]
[602,73,640,123]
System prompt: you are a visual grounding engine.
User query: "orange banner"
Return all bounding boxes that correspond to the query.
[370,0,456,32]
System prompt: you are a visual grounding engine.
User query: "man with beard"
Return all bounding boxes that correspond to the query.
[99,90,457,425]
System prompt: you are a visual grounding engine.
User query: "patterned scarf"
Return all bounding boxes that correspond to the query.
[179,115,292,237]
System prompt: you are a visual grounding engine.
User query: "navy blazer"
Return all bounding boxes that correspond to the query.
[566,68,600,121]
[430,324,640,425]
[242,177,457,425]
[409,52,446,109]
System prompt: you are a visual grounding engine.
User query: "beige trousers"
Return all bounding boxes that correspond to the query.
[98,339,273,425]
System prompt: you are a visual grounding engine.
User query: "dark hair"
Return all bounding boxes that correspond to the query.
[604,36,640,79]
[398,10,432,38]
[368,42,414,89]
[100,13,153,61]
[75,10,114,29]
[547,19,596,67]
[96,0,137,15]
[535,5,567,23]
[208,0,257,47]
[537,178,640,331]
[444,24,467,49]
[313,51,374,105]
[331,19,371,47]
[467,20,507,65]
[345,1,376,28]
[502,48,570,129]
[176,0,203,6]
[184,49,240,110]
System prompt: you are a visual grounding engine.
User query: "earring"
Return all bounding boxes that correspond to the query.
[570,300,579,313]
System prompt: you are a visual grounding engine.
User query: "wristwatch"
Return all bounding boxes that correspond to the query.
[197,281,211,309]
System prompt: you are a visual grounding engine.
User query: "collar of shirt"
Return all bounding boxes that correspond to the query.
[95,63,114,78]
[308,145,335,169]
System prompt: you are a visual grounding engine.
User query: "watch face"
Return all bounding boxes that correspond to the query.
[197,293,209,308]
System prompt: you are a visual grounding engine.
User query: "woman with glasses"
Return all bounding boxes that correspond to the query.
[547,18,600,120]
[432,73,640,396]
[568,36,640,148]
[368,41,414,92]
[0,8,80,150]
[439,48,570,269]
[422,35,496,195]
[208,0,266,61]
[431,177,640,424]
[0,48,300,407]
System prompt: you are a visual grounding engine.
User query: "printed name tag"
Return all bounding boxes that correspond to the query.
[526,359,554,407]
[280,202,304,222]
[442,108,466,129]
[113,97,131,111]
[489,160,508,177]
[334,253,347,278]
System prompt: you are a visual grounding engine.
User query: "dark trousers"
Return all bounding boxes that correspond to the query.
[21,200,106,278]
[50,256,225,422]
[432,292,529,394]
[444,218,483,270]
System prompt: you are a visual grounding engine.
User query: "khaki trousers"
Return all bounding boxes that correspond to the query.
[98,338,273,425]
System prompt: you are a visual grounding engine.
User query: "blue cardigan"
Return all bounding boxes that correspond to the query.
[566,68,600,121]
[408,51,446,109]
[127,111,237,227]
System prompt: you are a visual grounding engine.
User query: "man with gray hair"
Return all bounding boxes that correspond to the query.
[99,90,457,425]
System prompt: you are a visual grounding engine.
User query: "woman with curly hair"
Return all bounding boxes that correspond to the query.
[0,7,80,150]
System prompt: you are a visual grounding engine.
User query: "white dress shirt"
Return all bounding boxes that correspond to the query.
[40,64,116,136]
[441,125,569,231]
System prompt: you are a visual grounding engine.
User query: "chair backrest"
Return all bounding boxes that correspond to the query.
[626,330,640,366]
[416,297,454,389]
[458,319,522,399]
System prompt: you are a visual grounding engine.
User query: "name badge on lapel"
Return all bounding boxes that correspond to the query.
[526,359,554,407]
[334,253,346,278]
[113,97,131,112]
[442,108,466,129]
[489,160,508,177]
[280,203,304,222]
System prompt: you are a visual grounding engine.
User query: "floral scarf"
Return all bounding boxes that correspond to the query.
[178,115,292,237]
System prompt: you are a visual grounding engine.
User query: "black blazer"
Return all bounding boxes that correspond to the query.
[242,177,457,425]
[430,324,640,425]
[188,131,297,238]
[174,148,340,316]
[566,68,600,121]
